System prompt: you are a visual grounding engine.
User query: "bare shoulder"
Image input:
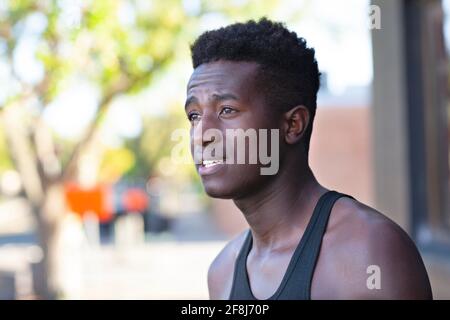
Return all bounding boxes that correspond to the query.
[315,196,433,299]
[207,229,248,300]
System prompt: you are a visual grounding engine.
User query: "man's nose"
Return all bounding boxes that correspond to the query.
[192,113,220,147]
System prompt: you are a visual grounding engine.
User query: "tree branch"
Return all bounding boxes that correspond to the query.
[59,54,160,182]
[60,76,134,182]
[2,98,45,207]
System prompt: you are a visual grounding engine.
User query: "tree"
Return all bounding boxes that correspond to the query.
[0,0,189,299]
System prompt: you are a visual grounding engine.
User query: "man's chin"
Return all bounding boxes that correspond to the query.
[204,190,234,199]
[203,184,236,199]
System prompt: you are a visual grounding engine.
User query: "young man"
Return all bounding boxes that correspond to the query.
[184,18,432,300]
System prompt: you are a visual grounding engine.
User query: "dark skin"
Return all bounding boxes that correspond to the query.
[185,60,433,300]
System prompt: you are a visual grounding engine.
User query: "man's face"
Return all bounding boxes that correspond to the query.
[185,60,281,199]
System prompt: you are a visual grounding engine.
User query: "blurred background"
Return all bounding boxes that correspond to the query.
[0,0,449,299]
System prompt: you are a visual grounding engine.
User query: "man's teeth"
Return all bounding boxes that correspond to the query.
[202,160,224,168]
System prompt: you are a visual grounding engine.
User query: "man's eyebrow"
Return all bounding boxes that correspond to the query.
[212,93,238,102]
[185,93,238,110]
[185,96,199,109]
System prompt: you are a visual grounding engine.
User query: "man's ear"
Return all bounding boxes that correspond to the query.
[282,105,310,145]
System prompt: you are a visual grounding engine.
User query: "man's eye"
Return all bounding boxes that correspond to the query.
[219,106,236,116]
[188,112,200,122]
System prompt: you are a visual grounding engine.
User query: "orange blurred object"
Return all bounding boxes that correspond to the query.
[122,188,149,213]
[64,183,113,223]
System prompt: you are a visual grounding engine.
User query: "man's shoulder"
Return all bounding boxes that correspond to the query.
[327,195,403,245]
[329,196,416,257]
[318,196,432,299]
[207,229,248,299]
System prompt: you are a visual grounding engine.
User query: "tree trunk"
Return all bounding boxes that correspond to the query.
[32,183,66,299]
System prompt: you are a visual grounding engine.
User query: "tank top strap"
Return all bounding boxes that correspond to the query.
[229,229,254,299]
[277,191,354,299]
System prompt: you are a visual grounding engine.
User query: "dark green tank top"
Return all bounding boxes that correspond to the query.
[229,190,354,300]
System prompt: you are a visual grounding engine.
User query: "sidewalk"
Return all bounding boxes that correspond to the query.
[70,241,225,300]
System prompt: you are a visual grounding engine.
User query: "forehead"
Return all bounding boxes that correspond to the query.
[187,60,260,97]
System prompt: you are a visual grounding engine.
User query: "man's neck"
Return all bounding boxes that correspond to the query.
[233,159,327,254]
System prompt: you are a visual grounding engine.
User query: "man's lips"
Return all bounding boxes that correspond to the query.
[197,159,225,176]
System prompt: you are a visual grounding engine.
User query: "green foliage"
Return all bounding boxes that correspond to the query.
[126,101,188,178]
[0,126,13,172]
[0,0,190,105]
[99,146,135,183]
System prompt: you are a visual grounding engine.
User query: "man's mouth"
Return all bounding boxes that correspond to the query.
[198,159,225,176]
[202,159,224,168]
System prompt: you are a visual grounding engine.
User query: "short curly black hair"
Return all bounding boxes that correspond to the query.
[190,17,320,153]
